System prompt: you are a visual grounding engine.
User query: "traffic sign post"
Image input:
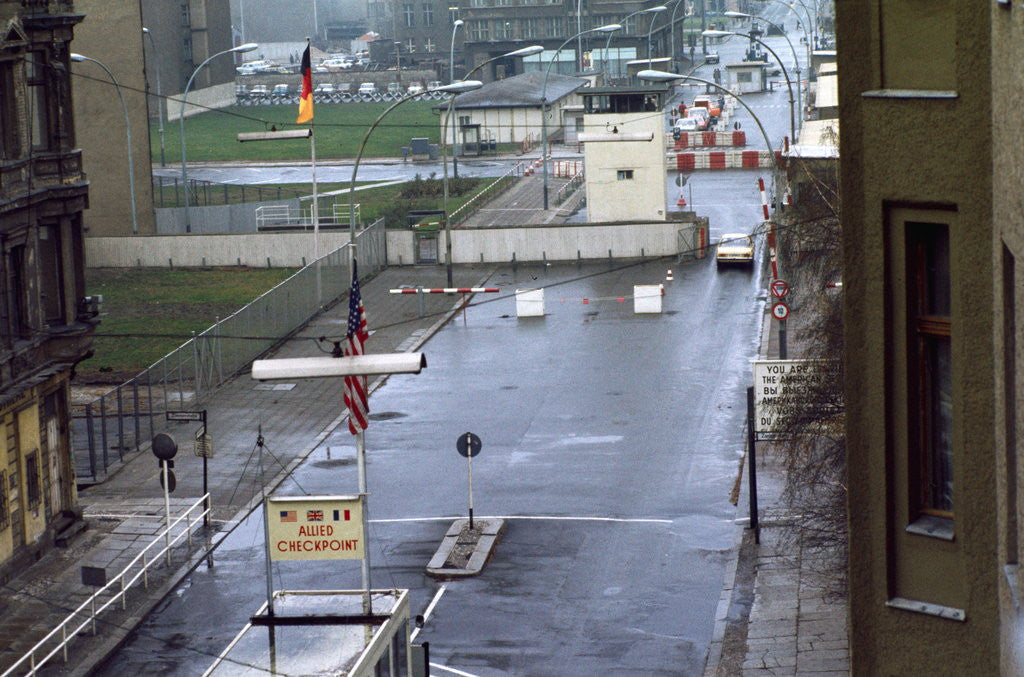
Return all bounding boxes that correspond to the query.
[771,302,790,320]
[456,432,482,529]
[770,279,789,299]
[167,409,210,526]
[151,432,178,564]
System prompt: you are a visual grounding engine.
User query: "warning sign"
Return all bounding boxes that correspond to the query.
[752,360,838,436]
[266,496,364,561]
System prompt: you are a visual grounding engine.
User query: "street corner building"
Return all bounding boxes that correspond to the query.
[837,2,1024,675]
[0,2,95,583]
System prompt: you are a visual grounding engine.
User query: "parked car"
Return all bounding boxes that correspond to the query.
[236,65,259,76]
[686,107,711,130]
[705,52,720,64]
[358,82,377,95]
[237,59,273,73]
[313,65,330,73]
[406,81,424,95]
[272,84,289,95]
[249,84,270,95]
[427,80,443,90]
[387,82,402,95]
[673,117,699,132]
[716,233,755,267]
[313,83,336,94]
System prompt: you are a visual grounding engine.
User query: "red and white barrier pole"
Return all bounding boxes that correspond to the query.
[390,288,500,294]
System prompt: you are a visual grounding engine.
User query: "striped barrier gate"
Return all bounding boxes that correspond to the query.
[670,130,747,150]
[667,149,782,171]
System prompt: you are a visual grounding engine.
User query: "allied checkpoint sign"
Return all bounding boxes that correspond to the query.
[752,359,836,436]
[266,495,364,561]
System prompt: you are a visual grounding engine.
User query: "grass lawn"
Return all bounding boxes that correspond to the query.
[160,100,441,163]
[79,267,298,382]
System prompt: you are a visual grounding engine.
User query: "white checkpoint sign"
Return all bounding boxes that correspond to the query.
[266,495,364,561]
[515,288,545,317]
[633,285,663,314]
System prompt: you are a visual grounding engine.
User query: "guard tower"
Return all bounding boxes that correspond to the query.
[579,85,669,223]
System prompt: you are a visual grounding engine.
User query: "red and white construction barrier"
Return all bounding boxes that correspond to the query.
[552,160,582,178]
[670,130,747,150]
[390,287,500,294]
[668,150,781,171]
[759,177,779,280]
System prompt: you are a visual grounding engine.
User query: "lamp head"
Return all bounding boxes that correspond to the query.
[232,42,259,53]
[594,23,623,33]
[506,45,544,57]
[647,5,668,12]
[69,53,87,63]
[638,68,684,83]
[454,19,464,26]
[142,27,150,34]
[434,79,483,93]
[724,11,751,18]
[702,29,731,37]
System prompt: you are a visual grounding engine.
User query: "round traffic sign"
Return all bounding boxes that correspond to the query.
[772,302,790,320]
[456,432,482,458]
[159,468,177,493]
[770,279,789,299]
[151,433,178,460]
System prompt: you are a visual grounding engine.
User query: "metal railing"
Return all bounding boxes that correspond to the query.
[72,219,388,483]
[1,494,211,677]
[449,162,524,225]
[554,165,585,206]
[253,202,361,230]
[152,175,304,209]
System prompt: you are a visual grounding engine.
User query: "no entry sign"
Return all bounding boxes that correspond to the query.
[770,279,789,299]
[772,302,790,321]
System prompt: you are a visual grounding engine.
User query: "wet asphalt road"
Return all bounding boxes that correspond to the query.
[97,18,801,675]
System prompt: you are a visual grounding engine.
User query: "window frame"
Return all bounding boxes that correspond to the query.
[25,450,40,509]
[906,221,953,520]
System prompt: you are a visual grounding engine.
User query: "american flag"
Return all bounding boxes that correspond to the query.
[344,259,369,434]
[279,510,296,523]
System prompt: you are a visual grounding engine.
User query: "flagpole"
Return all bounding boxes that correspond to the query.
[311,122,321,307]
[357,430,372,614]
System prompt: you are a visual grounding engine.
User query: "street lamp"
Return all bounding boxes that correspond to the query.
[703,29,795,142]
[441,45,542,286]
[348,80,483,250]
[542,24,621,210]
[449,18,464,82]
[667,0,688,70]
[603,7,660,80]
[70,53,138,236]
[394,41,402,87]
[142,28,167,168]
[179,42,258,232]
[644,5,669,69]
[724,11,802,136]
[639,68,787,356]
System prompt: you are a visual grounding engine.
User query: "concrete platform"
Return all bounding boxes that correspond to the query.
[426,518,505,578]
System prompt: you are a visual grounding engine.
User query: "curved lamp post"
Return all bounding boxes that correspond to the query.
[180,42,258,232]
[724,11,801,136]
[543,23,621,210]
[442,45,542,285]
[703,29,795,142]
[348,80,483,252]
[644,5,669,68]
[449,18,464,82]
[639,68,787,356]
[603,7,661,79]
[667,0,688,70]
[70,53,138,236]
[750,0,812,53]
[142,28,166,168]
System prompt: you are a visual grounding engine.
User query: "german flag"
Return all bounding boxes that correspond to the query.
[296,42,313,124]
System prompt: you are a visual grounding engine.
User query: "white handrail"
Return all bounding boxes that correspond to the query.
[2,494,210,677]
[449,161,524,223]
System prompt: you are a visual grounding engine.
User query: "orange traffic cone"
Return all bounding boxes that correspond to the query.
[677,194,687,206]
[666,269,674,281]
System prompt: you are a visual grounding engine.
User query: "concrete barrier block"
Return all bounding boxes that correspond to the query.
[634,285,662,314]
[515,288,545,317]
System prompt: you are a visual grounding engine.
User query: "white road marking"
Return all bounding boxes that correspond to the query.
[369,515,673,524]
[429,664,482,677]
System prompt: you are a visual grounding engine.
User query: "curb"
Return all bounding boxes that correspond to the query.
[425,518,505,579]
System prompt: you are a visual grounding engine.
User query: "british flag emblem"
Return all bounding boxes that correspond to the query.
[306,510,324,522]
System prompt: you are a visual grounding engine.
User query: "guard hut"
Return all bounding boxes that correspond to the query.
[579,84,669,223]
[725,61,767,93]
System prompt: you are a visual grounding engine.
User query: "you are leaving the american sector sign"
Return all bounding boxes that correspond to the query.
[266,495,364,561]
[752,359,836,436]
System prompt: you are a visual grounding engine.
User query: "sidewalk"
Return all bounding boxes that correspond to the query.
[705,303,850,676]
[0,264,494,676]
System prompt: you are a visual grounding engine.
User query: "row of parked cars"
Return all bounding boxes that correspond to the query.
[237,80,444,101]
[672,94,726,133]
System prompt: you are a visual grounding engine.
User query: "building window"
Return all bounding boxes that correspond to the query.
[183,37,193,62]
[449,6,459,23]
[424,38,436,52]
[544,17,562,37]
[25,451,40,509]
[0,471,7,530]
[423,3,434,26]
[405,38,416,53]
[469,20,489,41]
[496,21,513,39]
[28,51,50,152]
[39,223,65,326]
[907,222,953,518]
[737,71,752,83]
[1004,244,1019,563]
[521,18,539,38]
[8,244,30,339]
[0,61,19,159]
[180,2,191,26]
[617,170,634,180]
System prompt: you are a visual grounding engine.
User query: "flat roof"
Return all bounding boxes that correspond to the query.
[440,70,586,110]
[788,118,839,158]
[816,73,838,109]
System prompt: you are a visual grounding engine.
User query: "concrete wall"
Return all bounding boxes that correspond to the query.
[86,221,696,268]
[583,112,669,223]
[167,82,240,121]
[155,199,300,234]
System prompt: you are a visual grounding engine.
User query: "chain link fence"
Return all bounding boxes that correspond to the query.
[72,219,387,484]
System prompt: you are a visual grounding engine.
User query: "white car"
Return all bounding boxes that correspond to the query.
[357,82,377,95]
[406,81,424,95]
[313,83,336,94]
[427,80,443,90]
[673,117,699,132]
[716,233,755,267]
